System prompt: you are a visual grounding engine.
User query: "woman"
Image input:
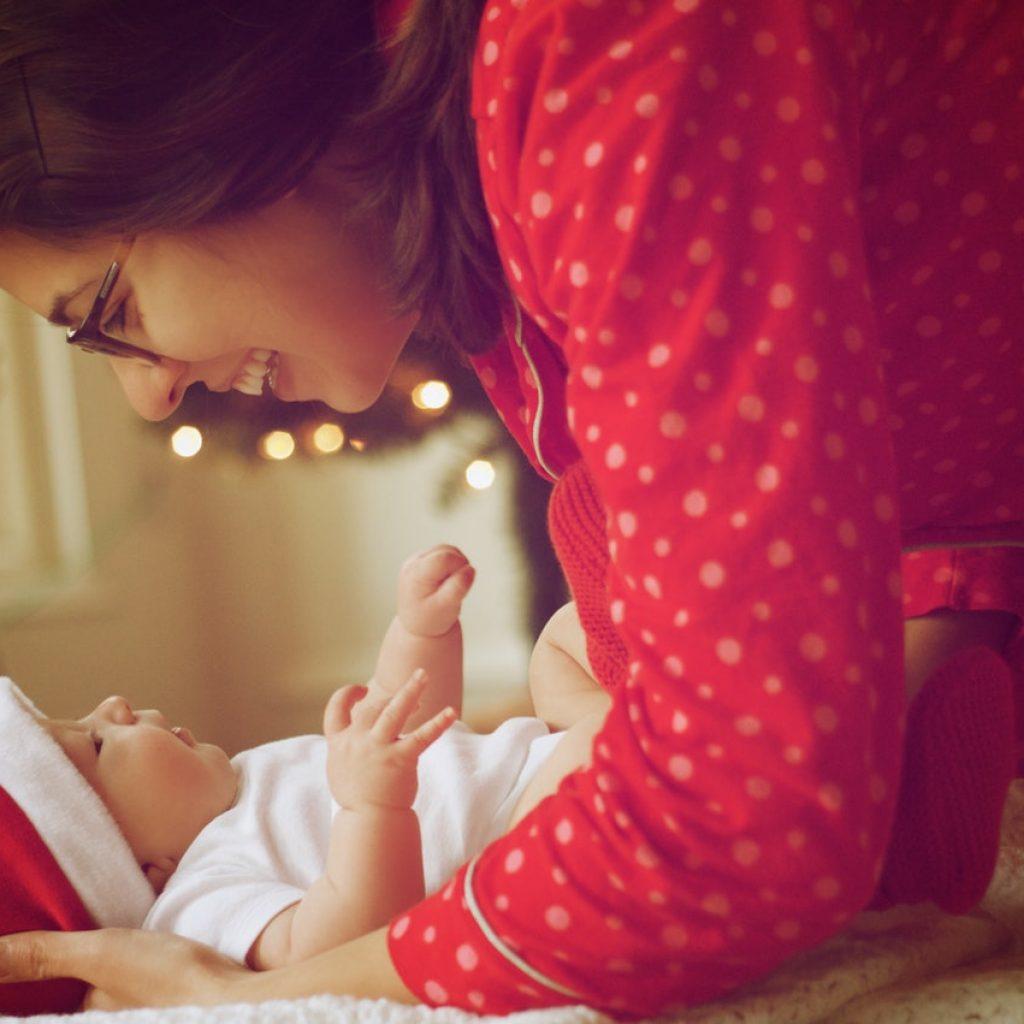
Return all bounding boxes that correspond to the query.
[1,0,1022,1015]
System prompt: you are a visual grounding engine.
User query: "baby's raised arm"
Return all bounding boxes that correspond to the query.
[246,546,473,970]
[248,673,455,969]
[367,545,474,729]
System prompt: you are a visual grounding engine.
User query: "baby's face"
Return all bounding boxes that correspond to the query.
[42,695,237,871]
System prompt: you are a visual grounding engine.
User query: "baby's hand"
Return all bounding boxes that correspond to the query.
[322,671,456,811]
[396,544,475,637]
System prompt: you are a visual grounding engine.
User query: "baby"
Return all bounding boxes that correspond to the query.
[0,545,609,1012]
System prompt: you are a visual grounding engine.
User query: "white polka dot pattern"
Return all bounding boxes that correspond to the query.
[389,0,1024,1017]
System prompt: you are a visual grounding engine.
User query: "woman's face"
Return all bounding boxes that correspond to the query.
[0,165,420,420]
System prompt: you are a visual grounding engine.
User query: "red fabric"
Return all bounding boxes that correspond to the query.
[902,546,1024,630]
[0,787,95,1016]
[552,463,1021,918]
[388,1,1024,1016]
[547,462,628,691]
[872,645,1017,914]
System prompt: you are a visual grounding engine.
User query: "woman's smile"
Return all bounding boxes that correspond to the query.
[229,348,278,397]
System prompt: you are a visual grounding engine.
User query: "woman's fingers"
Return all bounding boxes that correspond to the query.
[84,986,123,1011]
[0,929,93,985]
[0,929,246,1009]
[323,685,367,737]
[370,670,428,741]
[398,705,457,755]
[0,929,139,992]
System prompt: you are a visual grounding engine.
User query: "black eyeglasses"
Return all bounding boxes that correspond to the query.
[66,238,162,365]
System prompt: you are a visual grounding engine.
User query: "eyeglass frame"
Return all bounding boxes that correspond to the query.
[65,238,162,365]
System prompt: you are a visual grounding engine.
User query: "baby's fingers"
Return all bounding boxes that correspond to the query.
[432,563,476,604]
[323,685,367,737]
[370,670,429,741]
[398,705,458,756]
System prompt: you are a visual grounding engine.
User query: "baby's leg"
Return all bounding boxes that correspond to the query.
[507,602,612,828]
[529,602,609,729]
[506,704,610,830]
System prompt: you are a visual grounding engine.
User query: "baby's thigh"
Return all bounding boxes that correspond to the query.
[507,707,609,830]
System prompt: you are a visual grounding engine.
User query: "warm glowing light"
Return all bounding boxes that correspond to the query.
[260,430,295,461]
[349,438,366,452]
[465,459,496,490]
[170,426,203,458]
[411,380,452,411]
[312,423,345,454]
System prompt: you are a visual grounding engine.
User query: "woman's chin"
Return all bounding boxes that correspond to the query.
[272,355,383,412]
[268,354,317,405]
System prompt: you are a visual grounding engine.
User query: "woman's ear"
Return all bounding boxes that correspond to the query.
[143,856,178,894]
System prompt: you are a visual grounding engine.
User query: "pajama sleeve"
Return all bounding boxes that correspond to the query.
[388,2,906,1015]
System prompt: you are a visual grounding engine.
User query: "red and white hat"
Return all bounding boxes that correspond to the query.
[0,677,154,1015]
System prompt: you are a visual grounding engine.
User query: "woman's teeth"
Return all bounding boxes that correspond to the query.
[231,349,278,396]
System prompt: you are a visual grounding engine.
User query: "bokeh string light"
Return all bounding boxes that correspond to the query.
[156,337,525,500]
[153,336,566,636]
[411,380,452,411]
[465,459,496,490]
[260,430,295,461]
[311,423,345,454]
[170,425,203,458]
[167,380,500,491]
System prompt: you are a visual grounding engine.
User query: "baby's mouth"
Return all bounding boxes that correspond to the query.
[172,726,197,748]
[231,349,278,396]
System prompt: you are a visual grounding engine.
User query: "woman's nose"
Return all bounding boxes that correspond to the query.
[109,356,190,422]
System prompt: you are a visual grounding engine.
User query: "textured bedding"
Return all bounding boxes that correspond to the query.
[15,782,1024,1024]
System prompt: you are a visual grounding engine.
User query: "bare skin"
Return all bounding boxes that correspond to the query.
[512,606,1021,832]
[247,546,472,970]
[904,608,1019,701]
[0,608,1017,1008]
[0,152,420,421]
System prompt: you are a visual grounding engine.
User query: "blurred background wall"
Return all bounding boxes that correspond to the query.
[0,294,557,753]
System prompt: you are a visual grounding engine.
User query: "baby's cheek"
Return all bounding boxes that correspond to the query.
[211,758,240,812]
[136,732,207,787]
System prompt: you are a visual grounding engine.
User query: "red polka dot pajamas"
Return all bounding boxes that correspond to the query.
[387,0,1024,1016]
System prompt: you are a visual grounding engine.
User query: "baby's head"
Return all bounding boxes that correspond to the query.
[0,677,237,1015]
[39,691,238,884]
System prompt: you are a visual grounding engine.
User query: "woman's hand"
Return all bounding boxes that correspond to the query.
[0,926,418,1010]
[0,927,250,1010]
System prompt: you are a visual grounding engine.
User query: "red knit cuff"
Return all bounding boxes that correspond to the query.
[547,461,628,690]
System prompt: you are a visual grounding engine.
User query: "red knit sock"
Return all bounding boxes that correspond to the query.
[1008,633,1024,776]
[872,645,1016,914]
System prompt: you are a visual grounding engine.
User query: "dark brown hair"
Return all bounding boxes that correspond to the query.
[0,0,505,354]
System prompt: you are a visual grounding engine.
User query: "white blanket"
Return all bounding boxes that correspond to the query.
[15,781,1024,1024]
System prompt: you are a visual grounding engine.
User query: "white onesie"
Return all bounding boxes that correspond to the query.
[144,717,562,964]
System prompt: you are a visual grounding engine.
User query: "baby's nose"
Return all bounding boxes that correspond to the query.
[136,707,170,730]
[99,695,136,724]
